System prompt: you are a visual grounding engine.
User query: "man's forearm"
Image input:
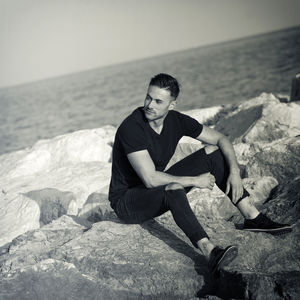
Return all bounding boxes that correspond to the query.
[217,137,240,173]
[145,171,196,188]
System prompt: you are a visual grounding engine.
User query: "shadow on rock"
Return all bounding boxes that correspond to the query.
[24,188,78,226]
[78,192,118,223]
[141,220,245,299]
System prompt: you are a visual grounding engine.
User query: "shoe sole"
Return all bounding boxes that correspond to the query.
[213,245,238,275]
[243,226,293,235]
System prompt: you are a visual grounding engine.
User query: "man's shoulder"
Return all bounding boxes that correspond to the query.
[168,109,195,121]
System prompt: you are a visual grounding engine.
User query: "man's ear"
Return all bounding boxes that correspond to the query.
[169,100,177,110]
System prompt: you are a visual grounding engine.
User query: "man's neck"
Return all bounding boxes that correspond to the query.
[148,116,165,134]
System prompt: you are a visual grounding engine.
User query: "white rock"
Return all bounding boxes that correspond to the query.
[242,100,300,143]
[181,106,223,124]
[242,176,278,206]
[178,106,222,145]
[1,126,116,178]
[1,162,111,209]
[0,193,40,247]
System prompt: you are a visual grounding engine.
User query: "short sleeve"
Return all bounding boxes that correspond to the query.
[117,121,148,155]
[178,112,203,138]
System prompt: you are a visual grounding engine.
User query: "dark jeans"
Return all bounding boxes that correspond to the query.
[114,148,249,248]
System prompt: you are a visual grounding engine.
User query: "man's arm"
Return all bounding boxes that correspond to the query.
[196,125,244,203]
[127,150,215,190]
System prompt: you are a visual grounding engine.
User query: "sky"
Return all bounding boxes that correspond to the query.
[1,0,300,88]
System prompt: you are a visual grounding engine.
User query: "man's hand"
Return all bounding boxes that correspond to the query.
[225,171,244,204]
[194,172,216,190]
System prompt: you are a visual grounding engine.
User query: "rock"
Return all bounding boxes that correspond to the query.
[222,219,300,299]
[187,186,235,221]
[263,176,300,225]
[182,106,223,124]
[213,93,300,143]
[0,126,114,250]
[242,176,278,207]
[246,137,300,184]
[24,188,78,225]
[0,193,40,247]
[215,104,263,142]
[78,189,117,222]
[0,259,105,300]
[0,161,112,209]
[0,126,116,178]
[241,101,300,144]
[0,216,204,299]
[275,93,290,103]
[52,220,207,299]
[1,208,299,299]
[0,215,90,277]
[165,143,204,169]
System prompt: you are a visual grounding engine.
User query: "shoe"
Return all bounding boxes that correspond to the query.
[243,213,293,235]
[208,245,238,276]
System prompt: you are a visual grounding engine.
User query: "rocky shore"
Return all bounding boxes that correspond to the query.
[0,93,299,299]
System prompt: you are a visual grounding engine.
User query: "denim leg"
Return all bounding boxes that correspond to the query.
[165,188,208,247]
[114,184,208,248]
[114,185,168,224]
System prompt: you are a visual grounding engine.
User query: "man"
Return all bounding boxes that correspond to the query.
[109,73,292,275]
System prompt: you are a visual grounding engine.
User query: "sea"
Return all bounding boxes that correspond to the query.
[0,26,300,155]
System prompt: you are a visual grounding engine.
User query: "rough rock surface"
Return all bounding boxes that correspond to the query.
[0,93,299,299]
[0,193,40,247]
[0,125,115,178]
[245,137,300,183]
[214,93,300,143]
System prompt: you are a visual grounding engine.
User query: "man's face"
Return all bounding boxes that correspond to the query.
[143,85,176,122]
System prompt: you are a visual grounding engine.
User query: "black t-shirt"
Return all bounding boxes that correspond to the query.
[108,107,203,208]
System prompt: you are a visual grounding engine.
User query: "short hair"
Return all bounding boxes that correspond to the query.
[149,73,180,99]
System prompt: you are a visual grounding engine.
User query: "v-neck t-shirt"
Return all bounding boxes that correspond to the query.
[108,107,203,208]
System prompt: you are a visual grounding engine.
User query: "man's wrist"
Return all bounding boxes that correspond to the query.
[229,165,240,175]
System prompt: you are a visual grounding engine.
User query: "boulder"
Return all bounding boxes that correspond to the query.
[1,206,299,299]
[182,106,223,124]
[0,215,204,299]
[263,176,300,225]
[0,215,90,277]
[242,176,278,207]
[0,161,112,209]
[0,259,105,300]
[78,188,117,223]
[213,93,300,143]
[0,125,116,178]
[0,193,40,247]
[246,137,300,184]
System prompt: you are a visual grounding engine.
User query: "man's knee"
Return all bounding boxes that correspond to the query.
[165,182,184,191]
[204,145,219,155]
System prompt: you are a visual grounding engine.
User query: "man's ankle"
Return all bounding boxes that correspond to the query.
[236,196,260,219]
[245,211,260,220]
[197,238,215,258]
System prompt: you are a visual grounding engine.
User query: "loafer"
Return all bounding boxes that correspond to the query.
[208,245,238,276]
[243,213,293,235]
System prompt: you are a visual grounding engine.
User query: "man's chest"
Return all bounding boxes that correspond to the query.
[146,129,181,171]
